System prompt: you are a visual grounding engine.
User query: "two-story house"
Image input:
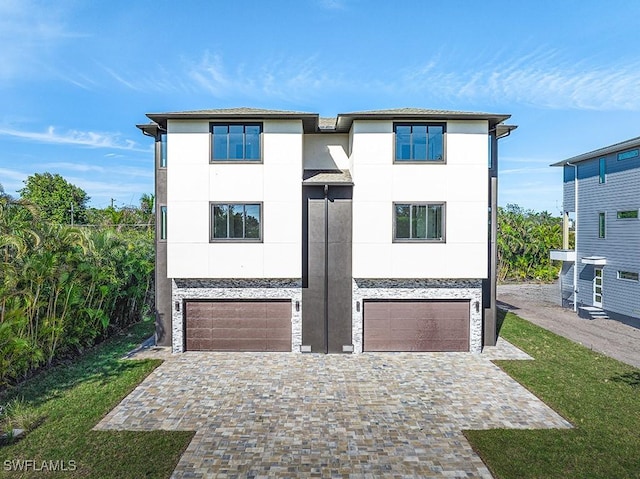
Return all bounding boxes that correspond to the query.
[138,107,516,353]
[551,136,640,328]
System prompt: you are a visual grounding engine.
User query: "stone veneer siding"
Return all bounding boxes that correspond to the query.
[171,279,302,353]
[352,279,484,354]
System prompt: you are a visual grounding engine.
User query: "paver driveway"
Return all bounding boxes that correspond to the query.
[96,339,571,478]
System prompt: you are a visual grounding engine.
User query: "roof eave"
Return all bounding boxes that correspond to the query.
[147,112,320,132]
[551,135,640,167]
[335,112,512,132]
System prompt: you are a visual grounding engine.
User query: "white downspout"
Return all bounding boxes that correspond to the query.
[566,161,578,312]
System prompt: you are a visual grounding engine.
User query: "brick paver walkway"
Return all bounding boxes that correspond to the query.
[96,339,571,478]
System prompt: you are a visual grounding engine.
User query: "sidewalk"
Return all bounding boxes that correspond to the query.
[497,283,640,369]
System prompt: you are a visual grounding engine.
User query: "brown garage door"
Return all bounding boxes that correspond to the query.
[185,300,291,352]
[363,300,469,352]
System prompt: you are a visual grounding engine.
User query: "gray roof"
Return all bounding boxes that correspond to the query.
[551,136,640,166]
[302,169,353,185]
[143,107,513,133]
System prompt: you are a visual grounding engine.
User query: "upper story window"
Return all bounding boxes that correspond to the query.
[394,203,445,242]
[598,212,606,238]
[159,206,167,240]
[394,123,445,162]
[160,133,167,168]
[211,203,262,241]
[617,148,639,161]
[598,158,606,184]
[617,210,638,219]
[211,123,262,161]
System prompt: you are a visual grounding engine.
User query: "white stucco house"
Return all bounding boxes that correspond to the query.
[138,107,516,354]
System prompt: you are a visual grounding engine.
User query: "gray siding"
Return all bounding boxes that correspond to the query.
[559,262,574,308]
[562,165,575,212]
[574,153,640,319]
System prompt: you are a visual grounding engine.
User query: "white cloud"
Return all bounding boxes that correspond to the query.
[403,49,640,111]
[0,126,148,152]
[35,161,152,178]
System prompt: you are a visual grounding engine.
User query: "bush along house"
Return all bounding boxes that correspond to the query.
[138,107,516,353]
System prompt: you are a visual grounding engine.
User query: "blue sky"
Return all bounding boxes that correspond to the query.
[1,0,639,213]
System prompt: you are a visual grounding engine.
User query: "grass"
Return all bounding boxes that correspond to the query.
[0,321,194,478]
[465,311,640,479]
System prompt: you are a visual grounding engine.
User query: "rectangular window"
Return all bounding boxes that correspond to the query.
[210,203,262,241]
[618,271,639,281]
[616,210,638,219]
[617,149,639,161]
[160,206,167,240]
[394,203,444,241]
[211,123,262,161]
[394,123,445,162]
[160,133,167,168]
[599,158,606,183]
[598,212,606,238]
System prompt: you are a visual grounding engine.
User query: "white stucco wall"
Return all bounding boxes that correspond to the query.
[302,134,350,170]
[166,119,302,278]
[351,119,489,279]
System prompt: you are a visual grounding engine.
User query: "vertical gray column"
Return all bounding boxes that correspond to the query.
[302,185,353,353]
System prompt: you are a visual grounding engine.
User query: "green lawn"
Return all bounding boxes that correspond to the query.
[465,311,640,479]
[0,321,193,478]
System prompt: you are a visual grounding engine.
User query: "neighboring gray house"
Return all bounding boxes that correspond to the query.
[551,136,640,329]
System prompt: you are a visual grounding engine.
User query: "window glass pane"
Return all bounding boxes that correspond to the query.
[395,205,410,238]
[619,271,639,281]
[245,204,260,238]
[412,205,427,238]
[617,210,638,219]
[395,126,412,160]
[427,204,442,239]
[228,125,244,160]
[412,125,427,161]
[160,134,167,167]
[212,125,228,159]
[598,213,605,238]
[599,158,606,183]
[213,205,228,238]
[245,125,261,160]
[229,204,244,237]
[428,126,444,160]
[160,206,167,240]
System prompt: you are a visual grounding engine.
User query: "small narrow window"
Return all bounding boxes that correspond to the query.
[616,210,638,219]
[618,271,639,281]
[598,212,606,238]
[160,133,167,168]
[160,206,167,240]
[598,158,606,184]
[617,149,639,161]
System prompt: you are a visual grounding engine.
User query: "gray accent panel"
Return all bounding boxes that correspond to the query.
[301,185,353,353]
[559,262,575,308]
[155,136,171,346]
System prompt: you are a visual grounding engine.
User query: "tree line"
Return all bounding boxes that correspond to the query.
[0,174,154,387]
[497,204,564,282]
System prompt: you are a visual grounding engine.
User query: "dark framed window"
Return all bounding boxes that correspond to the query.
[160,133,167,168]
[598,212,606,238]
[160,206,167,240]
[598,158,605,184]
[394,203,445,241]
[394,123,445,162]
[211,123,262,161]
[210,203,262,241]
[617,210,638,219]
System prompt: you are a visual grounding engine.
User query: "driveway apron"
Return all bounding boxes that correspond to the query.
[96,339,571,478]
